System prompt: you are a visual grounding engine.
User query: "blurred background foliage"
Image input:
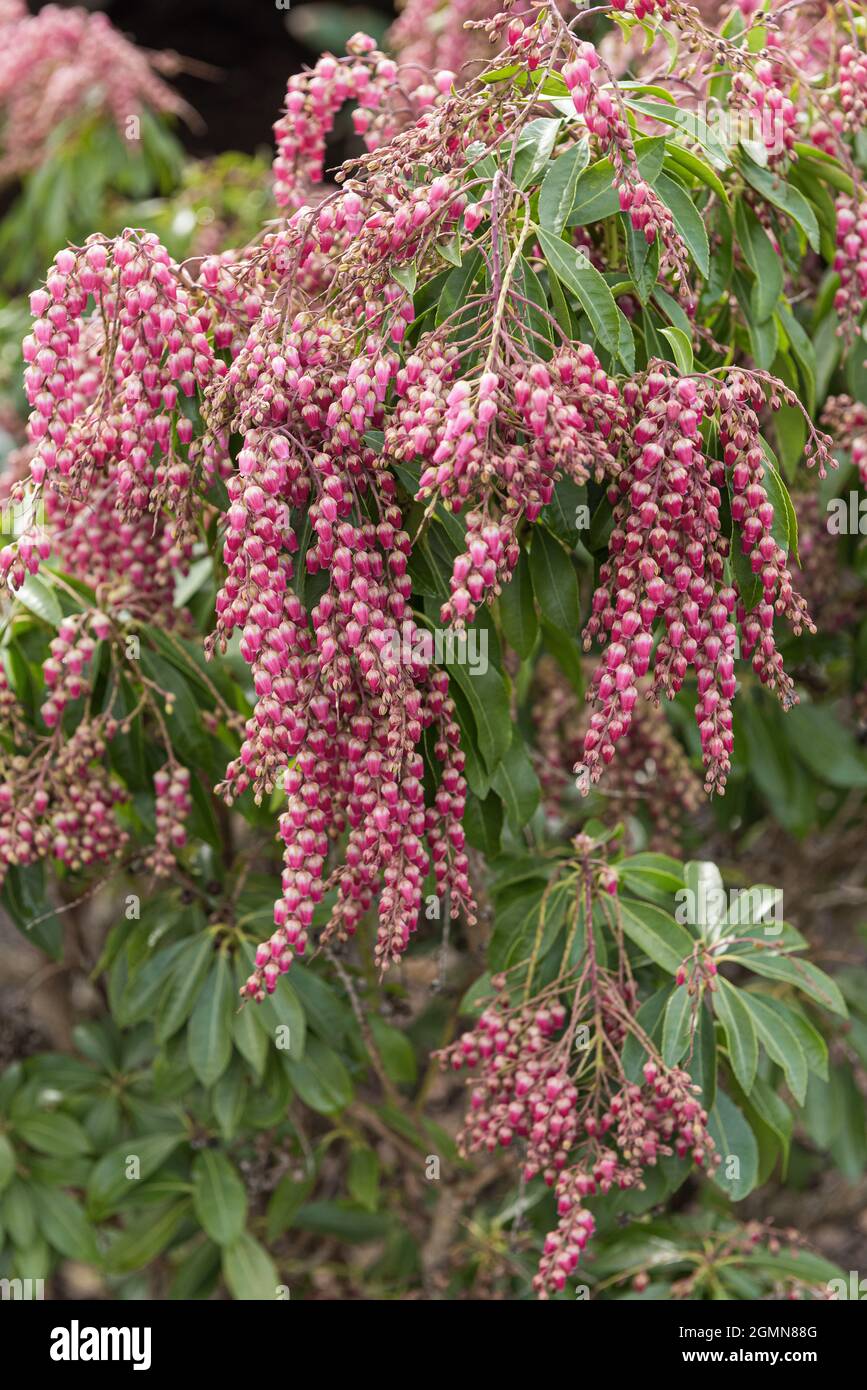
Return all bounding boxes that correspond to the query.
[0,0,865,1302]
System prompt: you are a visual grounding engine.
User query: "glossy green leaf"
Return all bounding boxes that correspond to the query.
[222,1231,280,1300]
[188,953,234,1088]
[498,550,538,658]
[618,899,695,976]
[707,1092,759,1200]
[193,1150,247,1246]
[713,978,758,1093]
[529,525,579,635]
[538,139,590,233]
[536,227,620,354]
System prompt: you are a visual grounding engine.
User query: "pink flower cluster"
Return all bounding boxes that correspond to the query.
[438,984,717,1297]
[581,368,811,796]
[273,31,454,210]
[200,303,475,994]
[149,763,192,876]
[561,41,690,299]
[536,1062,718,1296]
[731,61,799,167]
[387,339,623,625]
[839,43,867,132]
[0,716,128,888]
[1,233,214,597]
[40,614,101,730]
[834,194,867,340]
[388,0,494,81]
[445,1000,579,1180]
[0,3,186,178]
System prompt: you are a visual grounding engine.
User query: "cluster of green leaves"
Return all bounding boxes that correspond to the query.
[0,912,442,1298]
[467,842,857,1224]
[0,111,184,292]
[577,1212,844,1300]
[0,841,856,1299]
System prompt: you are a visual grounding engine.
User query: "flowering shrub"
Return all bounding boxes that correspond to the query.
[0,1,866,1301]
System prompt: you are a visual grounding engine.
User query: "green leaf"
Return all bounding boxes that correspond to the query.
[187,953,234,1088]
[713,978,758,1093]
[567,138,667,225]
[682,861,727,942]
[248,960,307,1062]
[742,1248,843,1287]
[445,660,511,773]
[741,991,807,1105]
[784,702,867,790]
[689,1002,717,1110]
[1,862,62,960]
[538,139,590,233]
[624,99,731,168]
[286,1038,353,1115]
[222,1231,280,1300]
[829,1065,867,1180]
[625,220,660,303]
[536,227,620,354]
[529,525,579,634]
[266,1170,316,1241]
[35,1186,99,1262]
[369,1017,417,1085]
[622,986,670,1082]
[168,1238,221,1300]
[739,155,820,251]
[707,1092,759,1200]
[193,1150,248,1246]
[156,935,215,1043]
[661,986,692,1066]
[491,730,541,832]
[436,235,462,268]
[757,996,827,1080]
[618,852,684,904]
[119,938,188,1027]
[86,1132,185,1218]
[436,250,482,327]
[655,172,710,277]
[0,1133,15,1193]
[293,1200,392,1242]
[232,999,268,1079]
[731,948,848,1017]
[497,550,538,658]
[348,1145,380,1212]
[512,117,562,189]
[618,898,695,976]
[740,1074,793,1178]
[391,262,417,296]
[514,256,555,353]
[463,789,503,855]
[15,1110,92,1157]
[139,648,210,767]
[105,1200,190,1274]
[664,144,730,201]
[15,574,62,626]
[659,325,694,375]
[734,197,783,321]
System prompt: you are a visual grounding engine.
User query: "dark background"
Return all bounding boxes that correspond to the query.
[25,0,399,157]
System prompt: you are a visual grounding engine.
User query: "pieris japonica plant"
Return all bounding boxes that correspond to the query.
[0,0,865,1301]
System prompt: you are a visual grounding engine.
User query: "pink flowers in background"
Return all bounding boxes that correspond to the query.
[0,2,188,178]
